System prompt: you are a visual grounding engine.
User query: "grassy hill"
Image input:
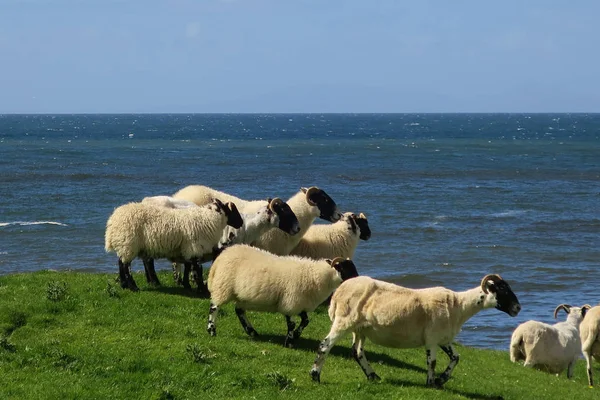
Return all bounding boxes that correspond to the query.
[0,270,597,399]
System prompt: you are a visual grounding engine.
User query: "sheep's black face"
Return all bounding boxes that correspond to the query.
[490,280,521,317]
[355,217,371,241]
[333,259,359,281]
[272,201,301,235]
[224,202,243,229]
[308,189,341,223]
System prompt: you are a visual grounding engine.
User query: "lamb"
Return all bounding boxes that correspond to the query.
[104,198,243,292]
[172,197,301,286]
[580,305,600,386]
[206,244,359,348]
[289,212,371,260]
[510,304,591,379]
[310,274,521,387]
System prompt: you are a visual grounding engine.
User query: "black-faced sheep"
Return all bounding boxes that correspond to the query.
[289,212,371,259]
[206,244,359,348]
[104,198,242,292]
[310,274,521,387]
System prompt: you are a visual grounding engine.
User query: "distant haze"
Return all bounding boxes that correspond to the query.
[1,0,598,113]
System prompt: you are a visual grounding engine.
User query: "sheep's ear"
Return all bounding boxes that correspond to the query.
[266,198,272,203]
[325,259,333,265]
[300,187,308,194]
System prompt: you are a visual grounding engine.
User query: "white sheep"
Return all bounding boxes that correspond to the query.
[141,195,198,209]
[580,305,600,387]
[289,212,371,260]
[205,244,359,348]
[104,198,243,292]
[310,274,521,387]
[510,304,591,378]
[172,198,301,286]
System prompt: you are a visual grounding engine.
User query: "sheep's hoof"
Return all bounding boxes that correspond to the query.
[207,327,216,337]
[367,373,381,381]
[284,339,295,349]
[247,329,259,338]
[433,377,447,388]
[310,369,321,383]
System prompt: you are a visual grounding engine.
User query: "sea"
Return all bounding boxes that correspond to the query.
[1,113,599,351]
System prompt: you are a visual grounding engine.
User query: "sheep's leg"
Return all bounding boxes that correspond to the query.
[284,315,296,348]
[566,360,576,379]
[235,307,258,337]
[436,344,459,386]
[182,262,192,289]
[293,311,310,340]
[310,324,347,383]
[352,332,380,381]
[142,258,161,286]
[207,302,218,336]
[584,352,594,387]
[426,348,438,387]
[119,259,139,292]
[191,259,209,296]
[172,262,182,285]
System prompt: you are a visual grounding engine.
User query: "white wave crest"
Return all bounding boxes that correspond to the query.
[0,221,68,227]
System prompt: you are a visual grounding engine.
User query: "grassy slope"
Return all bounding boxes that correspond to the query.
[0,270,597,400]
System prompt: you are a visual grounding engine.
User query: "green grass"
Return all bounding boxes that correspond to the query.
[0,270,597,400]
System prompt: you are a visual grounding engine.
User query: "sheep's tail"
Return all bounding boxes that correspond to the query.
[509,332,525,363]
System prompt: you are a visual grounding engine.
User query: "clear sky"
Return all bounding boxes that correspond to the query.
[1,0,598,113]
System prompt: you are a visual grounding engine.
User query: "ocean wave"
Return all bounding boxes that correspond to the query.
[0,221,68,228]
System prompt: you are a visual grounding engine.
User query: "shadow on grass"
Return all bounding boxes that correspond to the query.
[251,333,427,374]
[144,285,210,299]
[385,378,504,400]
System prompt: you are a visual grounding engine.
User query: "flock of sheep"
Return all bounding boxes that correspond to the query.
[104,184,600,388]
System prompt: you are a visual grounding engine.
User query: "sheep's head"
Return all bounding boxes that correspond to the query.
[554,304,592,324]
[301,187,342,222]
[480,274,521,317]
[213,198,243,229]
[267,198,301,236]
[327,257,359,281]
[346,212,371,241]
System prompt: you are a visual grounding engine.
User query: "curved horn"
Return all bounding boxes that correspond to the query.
[554,304,572,319]
[359,212,367,219]
[480,274,503,294]
[268,197,283,212]
[329,256,345,267]
[305,187,319,206]
[582,304,593,310]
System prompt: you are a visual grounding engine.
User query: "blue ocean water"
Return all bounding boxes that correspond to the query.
[1,113,599,350]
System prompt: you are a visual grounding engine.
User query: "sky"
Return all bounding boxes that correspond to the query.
[0,0,599,113]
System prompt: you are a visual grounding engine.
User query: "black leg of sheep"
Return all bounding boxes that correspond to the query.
[142,258,161,286]
[191,259,209,297]
[118,259,139,292]
[235,307,258,337]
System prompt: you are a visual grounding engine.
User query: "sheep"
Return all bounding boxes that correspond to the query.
[249,187,342,255]
[310,274,521,387]
[289,212,371,260]
[104,198,243,292]
[205,244,359,348]
[141,195,198,209]
[580,305,600,387]
[509,304,591,379]
[172,185,266,214]
[172,197,301,286]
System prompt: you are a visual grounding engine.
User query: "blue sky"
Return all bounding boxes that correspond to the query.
[1,0,598,113]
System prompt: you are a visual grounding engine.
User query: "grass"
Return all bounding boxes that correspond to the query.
[0,270,598,400]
